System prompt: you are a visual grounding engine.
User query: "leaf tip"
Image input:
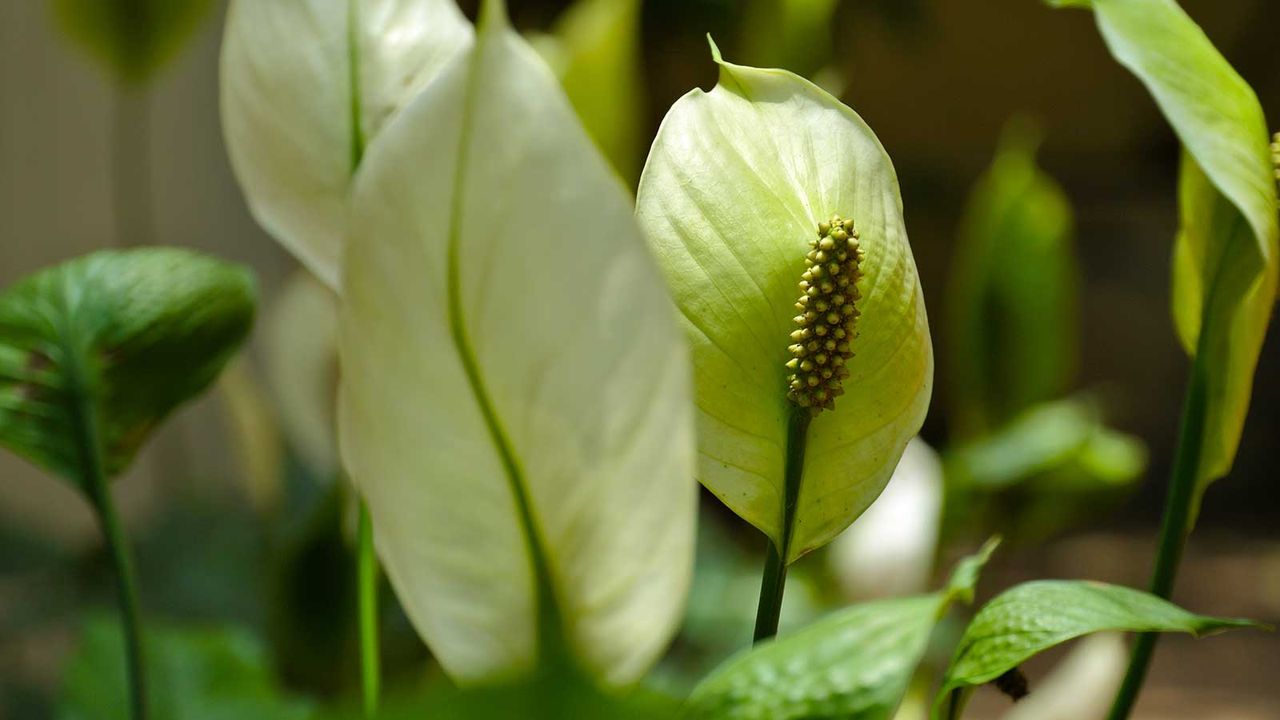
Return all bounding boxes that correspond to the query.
[706,33,724,65]
[945,536,1002,606]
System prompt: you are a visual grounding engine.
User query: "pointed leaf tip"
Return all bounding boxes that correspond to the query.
[706,34,724,64]
[945,536,1001,606]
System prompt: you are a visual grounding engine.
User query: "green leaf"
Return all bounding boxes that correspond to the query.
[338,1,695,687]
[0,248,255,489]
[1048,0,1279,511]
[934,580,1261,717]
[635,41,932,562]
[945,396,1144,491]
[535,0,646,183]
[58,616,314,720]
[683,540,998,720]
[945,119,1078,437]
[50,0,215,84]
[220,0,473,289]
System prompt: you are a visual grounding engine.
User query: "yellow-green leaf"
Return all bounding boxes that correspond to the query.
[338,1,696,687]
[1047,0,1278,507]
[220,0,473,289]
[636,42,932,561]
[50,0,215,84]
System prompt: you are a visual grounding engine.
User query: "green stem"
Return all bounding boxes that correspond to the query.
[752,409,812,643]
[69,354,148,720]
[357,500,380,719]
[1106,355,1208,720]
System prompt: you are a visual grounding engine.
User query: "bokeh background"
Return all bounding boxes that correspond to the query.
[1,0,1278,718]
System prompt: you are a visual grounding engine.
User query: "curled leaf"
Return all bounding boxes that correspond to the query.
[220,0,473,288]
[1048,0,1279,512]
[338,2,695,686]
[0,248,255,488]
[636,41,932,561]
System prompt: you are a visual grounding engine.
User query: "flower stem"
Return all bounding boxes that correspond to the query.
[753,409,812,643]
[357,500,380,719]
[1106,354,1208,720]
[69,352,148,720]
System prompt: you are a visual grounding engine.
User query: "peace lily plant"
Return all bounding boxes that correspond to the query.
[8,0,1273,718]
[637,39,932,640]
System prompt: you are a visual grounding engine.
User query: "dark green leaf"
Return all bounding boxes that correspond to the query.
[683,540,999,720]
[934,580,1261,717]
[50,0,216,84]
[58,616,314,720]
[0,248,255,489]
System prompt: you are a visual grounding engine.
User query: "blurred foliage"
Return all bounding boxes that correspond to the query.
[946,120,1078,439]
[534,0,646,183]
[0,249,255,491]
[49,0,216,85]
[740,0,840,79]
[58,615,314,720]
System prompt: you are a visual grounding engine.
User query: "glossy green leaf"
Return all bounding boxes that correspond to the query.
[0,248,255,489]
[1048,0,1279,508]
[636,42,932,562]
[684,540,998,720]
[934,580,1260,718]
[535,0,645,182]
[50,0,215,84]
[946,120,1077,437]
[221,0,473,289]
[58,616,314,720]
[338,1,695,687]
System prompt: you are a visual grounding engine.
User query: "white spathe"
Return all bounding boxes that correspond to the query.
[337,4,696,686]
[221,0,473,289]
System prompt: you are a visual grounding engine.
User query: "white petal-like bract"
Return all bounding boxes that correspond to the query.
[337,4,696,686]
[221,0,473,288]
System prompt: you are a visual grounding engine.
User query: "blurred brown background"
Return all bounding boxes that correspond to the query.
[1,0,1277,717]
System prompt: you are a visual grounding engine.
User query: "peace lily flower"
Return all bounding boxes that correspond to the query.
[636,42,932,569]
[221,0,473,289]
[338,0,695,687]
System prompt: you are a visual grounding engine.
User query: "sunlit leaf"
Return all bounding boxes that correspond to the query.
[50,0,215,84]
[58,616,314,720]
[534,0,645,182]
[828,437,943,601]
[934,580,1260,718]
[221,0,473,289]
[684,540,998,720]
[636,41,932,561]
[338,1,695,687]
[1047,0,1279,514]
[0,249,255,489]
[946,119,1077,437]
